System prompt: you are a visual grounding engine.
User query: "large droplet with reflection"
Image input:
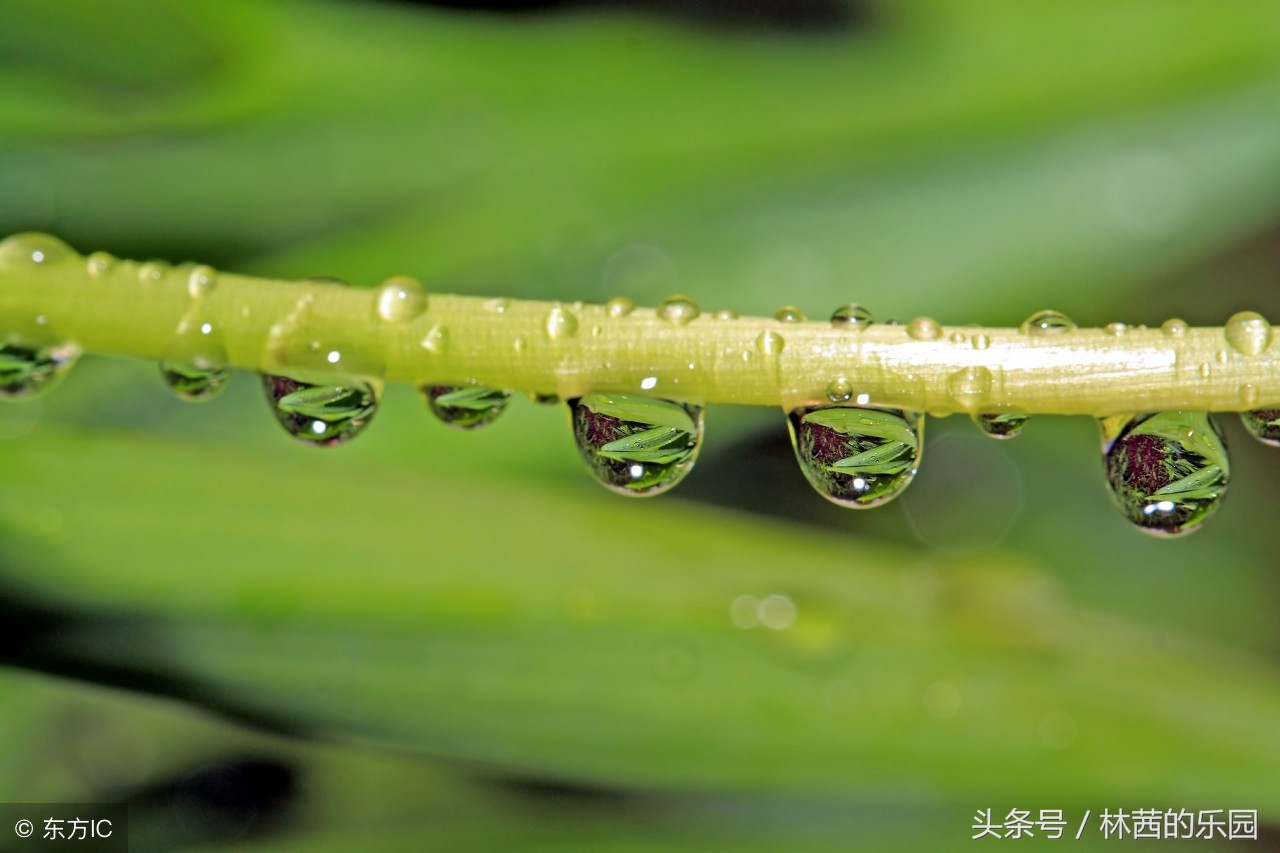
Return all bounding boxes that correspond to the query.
[788,406,922,508]
[261,374,377,447]
[1101,411,1228,536]
[1240,408,1280,447]
[422,383,510,430]
[568,393,703,496]
[0,339,80,398]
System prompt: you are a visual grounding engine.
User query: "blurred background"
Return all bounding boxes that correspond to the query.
[1,0,1280,849]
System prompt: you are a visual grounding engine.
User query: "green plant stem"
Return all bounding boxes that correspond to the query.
[1,234,1275,415]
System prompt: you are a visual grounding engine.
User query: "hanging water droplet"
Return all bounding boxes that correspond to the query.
[0,233,73,267]
[946,366,993,409]
[906,317,942,341]
[787,406,922,508]
[826,378,853,403]
[187,265,217,298]
[606,297,635,318]
[546,305,579,340]
[1240,408,1280,446]
[531,392,559,405]
[755,330,785,356]
[1161,318,1188,337]
[261,374,377,447]
[1224,311,1271,356]
[160,361,230,401]
[830,303,872,327]
[0,339,80,398]
[421,383,510,430]
[974,411,1028,439]
[773,306,805,323]
[375,276,428,323]
[1101,411,1229,537]
[657,295,700,326]
[1021,310,1076,335]
[86,251,116,278]
[568,393,703,496]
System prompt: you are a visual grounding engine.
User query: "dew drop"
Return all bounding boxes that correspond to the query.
[187,265,217,298]
[657,295,700,326]
[755,330,785,356]
[787,406,922,508]
[826,377,853,403]
[375,276,428,323]
[713,308,739,321]
[1021,310,1076,335]
[1198,362,1211,379]
[160,303,230,401]
[86,251,116,278]
[1240,383,1259,407]
[137,261,170,283]
[1161,318,1188,337]
[829,303,872,328]
[0,339,80,398]
[973,411,1028,439]
[948,332,966,344]
[606,297,635,318]
[0,233,73,267]
[422,324,449,354]
[568,393,703,497]
[546,305,579,340]
[421,383,510,430]
[906,317,942,341]
[261,374,377,447]
[1224,311,1271,357]
[483,297,508,314]
[1240,408,1280,446]
[160,361,230,401]
[971,334,990,350]
[1101,411,1228,537]
[773,306,805,323]
[946,366,993,409]
[1104,322,1126,337]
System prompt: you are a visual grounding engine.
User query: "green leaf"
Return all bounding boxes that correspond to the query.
[431,385,507,411]
[828,440,914,474]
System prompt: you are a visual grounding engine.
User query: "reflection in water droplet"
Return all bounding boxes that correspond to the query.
[545,306,579,340]
[973,411,1028,439]
[568,393,702,496]
[657,295,700,325]
[1224,311,1271,356]
[830,303,872,327]
[755,330,784,356]
[1021,310,1076,335]
[86,251,116,278]
[1101,411,1228,536]
[375,276,428,323]
[605,297,635,318]
[1240,408,1280,446]
[1161,318,1188,337]
[787,406,922,508]
[160,361,230,401]
[0,339,79,398]
[0,232,73,267]
[262,374,377,447]
[946,366,993,409]
[826,378,853,403]
[773,306,805,323]
[906,317,942,341]
[421,383,510,430]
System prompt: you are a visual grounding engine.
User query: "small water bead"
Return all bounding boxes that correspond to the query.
[0,232,73,267]
[974,411,1028,439]
[0,339,80,398]
[1161,318,1188,337]
[605,297,635,318]
[568,393,703,497]
[1104,322,1127,337]
[86,251,116,278]
[483,297,508,314]
[713,309,739,321]
[773,306,805,323]
[946,366,993,409]
[948,332,966,345]
[545,305,579,340]
[1021,310,1076,335]
[787,406,922,509]
[906,317,942,341]
[422,324,449,354]
[137,261,170,283]
[375,276,428,323]
[971,334,990,350]
[421,383,510,430]
[261,374,378,447]
[755,330,785,356]
[1101,411,1229,537]
[830,304,872,328]
[187,265,217,298]
[826,378,853,403]
[1240,408,1280,446]
[657,295,700,326]
[160,361,230,401]
[1224,311,1271,356]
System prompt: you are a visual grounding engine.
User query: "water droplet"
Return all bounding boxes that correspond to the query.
[971,334,990,350]
[531,392,559,405]
[421,383,510,430]
[261,375,377,447]
[422,324,449,354]
[86,251,116,277]
[483,297,508,314]
[187,265,217,298]
[137,261,169,283]
[1240,408,1280,446]
[829,303,872,327]
[657,295,700,326]
[1161,318,1188,337]
[948,332,966,344]
[946,366,993,409]
[1224,311,1271,356]
[1104,322,1126,337]
[375,276,427,322]
[1101,411,1228,537]
[160,361,230,401]
[906,317,942,341]
[1240,383,1259,407]
[713,308,739,321]
[826,378,853,403]
[1021,310,1075,335]
[0,339,79,398]
[546,305,579,340]
[773,306,805,323]
[1198,362,1211,378]
[787,406,922,508]
[755,330,785,356]
[973,411,1028,439]
[568,393,703,496]
[0,233,73,267]
[605,297,635,318]
[513,337,526,354]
